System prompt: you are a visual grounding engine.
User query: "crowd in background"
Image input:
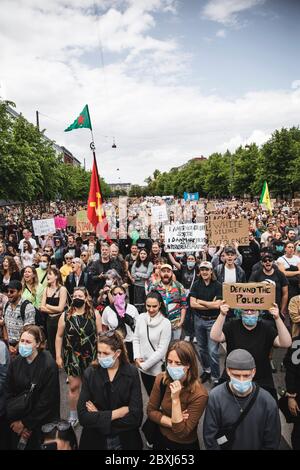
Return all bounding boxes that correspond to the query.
[0,197,299,451]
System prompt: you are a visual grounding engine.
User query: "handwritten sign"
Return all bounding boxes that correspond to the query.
[164,223,206,252]
[223,282,276,310]
[292,199,300,209]
[76,211,94,234]
[32,218,56,237]
[54,216,67,229]
[151,204,168,223]
[207,218,249,246]
[67,215,76,227]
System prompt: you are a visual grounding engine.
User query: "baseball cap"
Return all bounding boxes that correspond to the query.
[7,280,22,291]
[160,264,173,271]
[261,253,274,261]
[199,261,213,269]
[224,246,236,254]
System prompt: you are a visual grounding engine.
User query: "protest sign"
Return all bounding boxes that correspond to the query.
[32,218,56,237]
[183,192,199,201]
[54,216,67,230]
[292,199,300,209]
[151,204,168,223]
[223,282,275,310]
[207,217,249,246]
[164,223,206,252]
[67,215,76,227]
[76,210,94,234]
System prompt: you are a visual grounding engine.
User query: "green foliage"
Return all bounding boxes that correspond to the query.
[0,101,110,202]
[143,128,300,198]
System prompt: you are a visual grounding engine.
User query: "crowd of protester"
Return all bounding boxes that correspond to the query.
[0,197,299,451]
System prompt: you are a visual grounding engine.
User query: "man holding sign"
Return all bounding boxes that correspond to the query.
[210,282,292,400]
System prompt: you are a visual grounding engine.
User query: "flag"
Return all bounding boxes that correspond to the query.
[87,155,110,241]
[64,105,92,132]
[259,181,272,213]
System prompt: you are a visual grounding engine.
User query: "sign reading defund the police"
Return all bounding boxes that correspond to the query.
[32,218,56,237]
[207,217,249,246]
[164,223,206,252]
[223,283,276,310]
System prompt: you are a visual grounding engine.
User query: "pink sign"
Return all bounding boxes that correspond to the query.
[54,216,67,230]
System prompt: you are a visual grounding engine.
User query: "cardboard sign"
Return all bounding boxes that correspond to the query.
[207,218,249,246]
[54,216,67,230]
[76,210,94,234]
[164,223,206,252]
[223,282,276,310]
[151,204,168,223]
[292,199,300,209]
[67,215,76,227]
[32,218,56,237]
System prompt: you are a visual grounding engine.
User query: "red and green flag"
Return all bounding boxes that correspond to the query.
[259,181,272,214]
[64,105,92,132]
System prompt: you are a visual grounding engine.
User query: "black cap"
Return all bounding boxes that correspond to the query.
[261,253,274,261]
[224,246,236,254]
[7,280,22,291]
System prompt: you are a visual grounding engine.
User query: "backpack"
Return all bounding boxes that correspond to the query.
[4,300,46,329]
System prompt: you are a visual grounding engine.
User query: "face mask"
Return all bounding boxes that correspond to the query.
[230,377,252,394]
[187,261,195,269]
[72,298,85,309]
[39,262,48,270]
[114,293,126,317]
[242,315,258,327]
[19,344,33,358]
[98,355,116,369]
[167,365,186,381]
[106,279,113,287]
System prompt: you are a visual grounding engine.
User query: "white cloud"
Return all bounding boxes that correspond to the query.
[291,80,300,90]
[1,0,299,186]
[202,0,265,25]
[217,129,271,153]
[216,29,227,38]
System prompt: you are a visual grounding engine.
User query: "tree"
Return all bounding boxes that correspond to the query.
[0,100,111,202]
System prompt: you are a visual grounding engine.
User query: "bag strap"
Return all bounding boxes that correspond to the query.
[41,272,48,284]
[146,325,156,352]
[283,257,291,268]
[227,383,260,433]
[20,300,32,323]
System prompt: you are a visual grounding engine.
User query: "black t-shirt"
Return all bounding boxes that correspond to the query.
[190,279,222,318]
[249,268,288,308]
[176,267,199,290]
[223,320,277,388]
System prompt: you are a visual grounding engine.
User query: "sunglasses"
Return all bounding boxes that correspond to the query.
[263,258,273,262]
[98,330,117,338]
[41,421,71,433]
[7,289,18,294]
[65,257,73,260]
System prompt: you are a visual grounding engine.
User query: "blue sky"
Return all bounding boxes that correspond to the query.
[0,0,299,184]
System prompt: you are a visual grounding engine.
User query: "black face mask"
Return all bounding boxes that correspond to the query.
[72,298,85,309]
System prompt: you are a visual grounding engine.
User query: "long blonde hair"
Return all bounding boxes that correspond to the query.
[22,266,39,298]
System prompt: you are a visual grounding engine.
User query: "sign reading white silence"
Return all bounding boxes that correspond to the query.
[164,223,206,252]
[32,218,56,236]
